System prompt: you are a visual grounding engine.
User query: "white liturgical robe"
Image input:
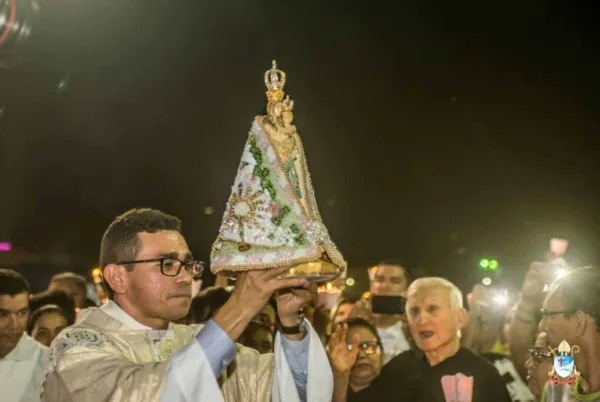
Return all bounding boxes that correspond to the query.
[0,333,48,402]
[42,302,333,401]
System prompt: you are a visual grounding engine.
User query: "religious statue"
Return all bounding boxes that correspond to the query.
[210,61,346,282]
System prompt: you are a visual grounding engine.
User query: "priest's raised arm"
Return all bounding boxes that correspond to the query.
[41,208,333,402]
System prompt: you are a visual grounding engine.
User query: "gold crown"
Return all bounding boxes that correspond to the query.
[265,60,286,102]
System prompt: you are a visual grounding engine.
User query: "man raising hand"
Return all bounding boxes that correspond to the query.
[42,208,332,402]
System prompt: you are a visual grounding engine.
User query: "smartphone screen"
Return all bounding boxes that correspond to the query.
[371,295,406,315]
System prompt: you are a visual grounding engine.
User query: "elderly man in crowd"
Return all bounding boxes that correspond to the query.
[538,266,600,401]
[354,277,510,401]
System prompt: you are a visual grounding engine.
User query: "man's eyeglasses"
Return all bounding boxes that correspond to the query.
[539,308,574,318]
[117,257,205,279]
[528,348,552,363]
[347,341,380,355]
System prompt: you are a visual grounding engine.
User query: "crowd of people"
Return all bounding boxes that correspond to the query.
[0,208,599,401]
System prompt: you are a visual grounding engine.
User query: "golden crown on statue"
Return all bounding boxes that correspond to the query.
[264,60,286,102]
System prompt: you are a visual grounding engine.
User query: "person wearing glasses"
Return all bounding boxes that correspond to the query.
[524,332,555,400]
[538,266,600,402]
[327,318,384,402]
[42,208,332,402]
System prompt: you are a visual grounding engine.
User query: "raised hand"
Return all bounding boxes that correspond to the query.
[214,267,307,341]
[276,282,317,326]
[230,267,306,318]
[327,323,359,375]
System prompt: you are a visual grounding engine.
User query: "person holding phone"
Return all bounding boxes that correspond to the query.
[349,260,412,364]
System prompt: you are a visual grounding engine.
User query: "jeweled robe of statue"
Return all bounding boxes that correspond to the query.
[210,61,346,282]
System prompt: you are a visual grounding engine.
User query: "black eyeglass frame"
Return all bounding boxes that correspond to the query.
[116,257,205,279]
[528,348,553,361]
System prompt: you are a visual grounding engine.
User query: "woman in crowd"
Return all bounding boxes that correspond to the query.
[328,318,384,402]
[29,289,76,324]
[26,304,74,347]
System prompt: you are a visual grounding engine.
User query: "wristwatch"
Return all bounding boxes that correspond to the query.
[276,314,306,335]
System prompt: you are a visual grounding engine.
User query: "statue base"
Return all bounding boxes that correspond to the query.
[281,259,342,283]
[224,259,342,284]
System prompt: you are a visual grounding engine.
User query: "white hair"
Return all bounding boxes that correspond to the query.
[407,277,464,309]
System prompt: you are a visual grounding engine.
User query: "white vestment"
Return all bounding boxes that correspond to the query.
[42,302,333,401]
[0,333,48,402]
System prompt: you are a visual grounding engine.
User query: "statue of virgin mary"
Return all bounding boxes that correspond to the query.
[210,61,346,282]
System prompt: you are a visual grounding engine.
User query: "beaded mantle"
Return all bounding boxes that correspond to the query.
[210,118,345,276]
[210,61,345,278]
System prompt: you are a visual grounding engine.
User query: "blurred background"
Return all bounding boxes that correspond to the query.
[0,0,598,295]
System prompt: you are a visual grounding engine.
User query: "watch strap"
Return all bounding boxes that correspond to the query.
[276,314,306,335]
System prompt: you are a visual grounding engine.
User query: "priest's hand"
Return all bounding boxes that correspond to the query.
[213,267,307,342]
[276,282,317,321]
[327,323,359,375]
[276,282,317,340]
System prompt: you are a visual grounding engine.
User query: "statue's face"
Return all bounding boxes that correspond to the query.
[267,101,283,121]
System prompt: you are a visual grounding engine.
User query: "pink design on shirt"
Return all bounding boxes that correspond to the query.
[441,373,473,402]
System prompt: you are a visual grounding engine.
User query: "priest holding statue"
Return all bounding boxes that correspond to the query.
[42,61,345,402]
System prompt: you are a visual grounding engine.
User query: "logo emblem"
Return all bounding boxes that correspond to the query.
[548,340,580,385]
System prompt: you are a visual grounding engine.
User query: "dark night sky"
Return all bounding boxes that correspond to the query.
[1,0,599,292]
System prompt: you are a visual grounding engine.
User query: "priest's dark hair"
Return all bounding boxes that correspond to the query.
[0,268,30,297]
[554,266,600,331]
[99,208,183,298]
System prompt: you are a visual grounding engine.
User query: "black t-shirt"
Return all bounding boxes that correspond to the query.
[347,386,373,402]
[356,348,512,402]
